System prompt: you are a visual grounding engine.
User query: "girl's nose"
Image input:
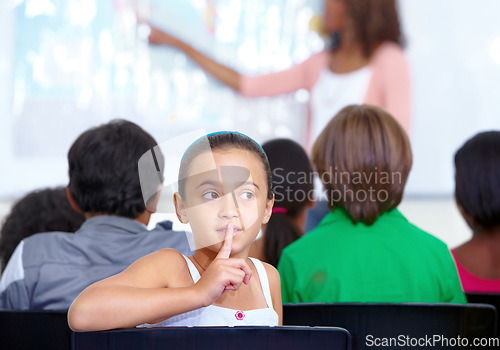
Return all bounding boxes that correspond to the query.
[218,193,239,219]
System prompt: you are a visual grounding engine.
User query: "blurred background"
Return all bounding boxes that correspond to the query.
[1,0,499,247]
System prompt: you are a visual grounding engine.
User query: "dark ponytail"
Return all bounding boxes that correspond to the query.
[262,139,314,267]
[264,212,304,267]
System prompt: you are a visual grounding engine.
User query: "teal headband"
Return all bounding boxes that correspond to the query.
[180,131,265,163]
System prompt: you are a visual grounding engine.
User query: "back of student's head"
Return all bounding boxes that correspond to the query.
[262,138,314,267]
[0,187,85,271]
[454,131,500,230]
[68,119,162,219]
[312,104,412,225]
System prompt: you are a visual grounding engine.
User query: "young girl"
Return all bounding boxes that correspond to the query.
[68,132,281,331]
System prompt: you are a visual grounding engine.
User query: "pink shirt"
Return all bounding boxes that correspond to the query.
[451,250,500,293]
[240,42,411,146]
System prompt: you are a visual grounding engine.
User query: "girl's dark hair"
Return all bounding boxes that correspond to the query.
[262,139,314,267]
[454,131,500,230]
[343,0,405,57]
[178,132,273,200]
[0,187,85,271]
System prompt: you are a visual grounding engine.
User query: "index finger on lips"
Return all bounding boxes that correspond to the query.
[216,223,234,260]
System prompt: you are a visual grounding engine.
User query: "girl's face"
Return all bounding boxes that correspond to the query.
[324,0,346,34]
[174,148,273,256]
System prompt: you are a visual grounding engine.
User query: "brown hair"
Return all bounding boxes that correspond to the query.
[312,104,412,225]
[344,0,405,57]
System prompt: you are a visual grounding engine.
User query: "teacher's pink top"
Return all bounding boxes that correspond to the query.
[451,250,500,293]
[240,42,411,145]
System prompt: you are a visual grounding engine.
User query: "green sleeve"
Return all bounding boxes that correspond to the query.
[277,250,296,303]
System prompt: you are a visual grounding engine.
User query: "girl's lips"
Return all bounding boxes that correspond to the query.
[216,225,242,236]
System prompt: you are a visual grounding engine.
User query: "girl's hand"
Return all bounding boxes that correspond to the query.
[193,224,253,307]
[148,25,182,47]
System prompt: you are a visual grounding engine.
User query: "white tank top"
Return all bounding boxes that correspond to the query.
[138,255,279,327]
[310,66,372,143]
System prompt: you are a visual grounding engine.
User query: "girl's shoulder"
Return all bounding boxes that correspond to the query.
[146,247,188,264]
[136,248,191,278]
[159,247,186,256]
[96,248,192,290]
[258,260,282,320]
[258,260,281,289]
[145,248,195,287]
[260,260,279,277]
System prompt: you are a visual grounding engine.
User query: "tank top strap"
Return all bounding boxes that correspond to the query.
[182,255,201,283]
[248,257,273,309]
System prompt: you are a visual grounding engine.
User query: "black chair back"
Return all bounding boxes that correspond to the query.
[467,293,500,337]
[283,303,497,350]
[0,310,71,350]
[72,326,351,350]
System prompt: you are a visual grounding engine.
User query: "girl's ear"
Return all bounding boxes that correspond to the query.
[262,194,275,225]
[174,192,189,224]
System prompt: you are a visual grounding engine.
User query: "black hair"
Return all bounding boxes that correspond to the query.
[455,131,500,230]
[68,119,162,218]
[262,139,314,267]
[178,132,273,200]
[0,187,85,271]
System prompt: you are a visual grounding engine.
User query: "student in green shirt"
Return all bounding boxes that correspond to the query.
[278,104,466,304]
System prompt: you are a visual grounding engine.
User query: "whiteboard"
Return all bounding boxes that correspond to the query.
[0,0,499,200]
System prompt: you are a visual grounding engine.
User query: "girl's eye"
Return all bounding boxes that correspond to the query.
[239,191,255,200]
[203,192,219,200]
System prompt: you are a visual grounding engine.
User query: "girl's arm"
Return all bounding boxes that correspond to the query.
[68,249,202,331]
[69,230,253,332]
[264,263,283,325]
